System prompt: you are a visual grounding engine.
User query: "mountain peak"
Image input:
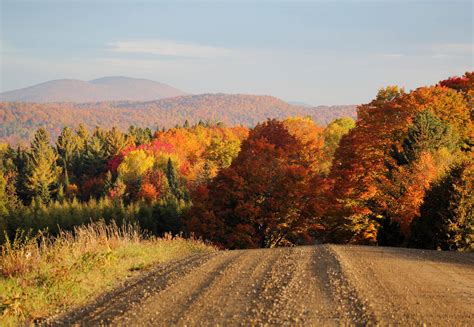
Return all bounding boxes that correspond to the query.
[0,77,187,103]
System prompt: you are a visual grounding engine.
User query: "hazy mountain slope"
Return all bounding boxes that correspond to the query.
[0,94,357,144]
[0,77,187,102]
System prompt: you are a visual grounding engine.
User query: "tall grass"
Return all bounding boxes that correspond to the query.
[0,221,215,325]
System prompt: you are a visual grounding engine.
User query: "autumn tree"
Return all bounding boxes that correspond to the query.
[117,149,155,201]
[283,117,325,174]
[391,110,457,165]
[327,84,472,244]
[321,117,355,174]
[204,138,241,171]
[187,119,314,248]
[27,128,62,204]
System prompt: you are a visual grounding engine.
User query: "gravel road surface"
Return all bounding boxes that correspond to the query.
[51,245,474,326]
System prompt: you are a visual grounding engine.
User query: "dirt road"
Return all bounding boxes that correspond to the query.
[53,245,474,326]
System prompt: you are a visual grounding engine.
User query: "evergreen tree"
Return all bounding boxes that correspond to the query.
[410,162,473,251]
[71,124,90,178]
[57,183,65,203]
[127,126,152,146]
[75,124,90,149]
[27,128,62,204]
[12,146,30,203]
[83,134,107,176]
[184,119,190,128]
[103,170,114,196]
[57,126,79,186]
[105,127,127,157]
[0,173,8,244]
[166,158,187,200]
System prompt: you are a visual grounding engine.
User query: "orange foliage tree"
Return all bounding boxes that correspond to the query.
[326,79,473,244]
[186,119,317,248]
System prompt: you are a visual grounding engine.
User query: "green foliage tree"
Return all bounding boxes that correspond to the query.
[321,117,355,173]
[27,128,62,204]
[56,126,79,185]
[166,158,187,201]
[82,134,107,176]
[0,173,8,243]
[105,127,127,157]
[127,126,152,146]
[392,110,457,165]
[410,162,473,251]
[103,170,114,197]
[11,147,30,203]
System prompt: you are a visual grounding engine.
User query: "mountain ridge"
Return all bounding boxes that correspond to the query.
[0,76,187,102]
[0,93,357,144]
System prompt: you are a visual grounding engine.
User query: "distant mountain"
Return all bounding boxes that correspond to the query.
[288,101,313,107]
[0,76,187,102]
[0,94,357,144]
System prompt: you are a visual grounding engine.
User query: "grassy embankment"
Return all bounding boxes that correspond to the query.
[0,221,216,325]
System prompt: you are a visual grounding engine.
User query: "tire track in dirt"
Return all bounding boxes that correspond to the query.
[50,245,474,326]
[330,245,474,325]
[176,248,281,325]
[50,253,215,325]
[112,250,244,325]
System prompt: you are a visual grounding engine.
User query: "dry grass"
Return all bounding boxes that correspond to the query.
[0,221,216,325]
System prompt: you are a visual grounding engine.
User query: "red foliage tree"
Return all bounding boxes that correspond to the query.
[186,119,315,248]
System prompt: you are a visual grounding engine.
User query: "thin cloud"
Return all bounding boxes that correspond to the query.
[429,43,473,58]
[108,39,231,59]
[381,53,405,58]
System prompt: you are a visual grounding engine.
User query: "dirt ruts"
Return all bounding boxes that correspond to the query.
[49,245,474,326]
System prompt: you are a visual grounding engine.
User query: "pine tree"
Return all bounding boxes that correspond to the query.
[12,146,31,203]
[166,158,186,200]
[0,173,8,217]
[105,127,127,157]
[166,158,178,195]
[410,162,473,251]
[83,135,107,176]
[71,124,90,178]
[27,128,62,204]
[0,173,8,244]
[57,126,78,186]
[103,170,113,197]
[57,183,65,203]
[184,120,190,128]
[75,124,89,150]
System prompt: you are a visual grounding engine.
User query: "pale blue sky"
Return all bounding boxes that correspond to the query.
[1,0,472,104]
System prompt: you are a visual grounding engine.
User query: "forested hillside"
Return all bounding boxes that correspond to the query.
[0,94,357,144]
[0,72,472,251]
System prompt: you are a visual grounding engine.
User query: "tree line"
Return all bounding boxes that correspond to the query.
[0,72,472,250]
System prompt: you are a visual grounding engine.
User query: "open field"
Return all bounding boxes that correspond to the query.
[51,245,474,326]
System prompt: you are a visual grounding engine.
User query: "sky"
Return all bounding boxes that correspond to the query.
[0,0,472,105]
